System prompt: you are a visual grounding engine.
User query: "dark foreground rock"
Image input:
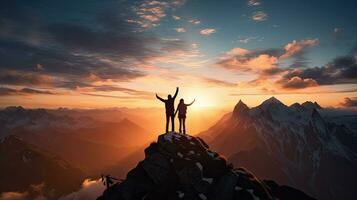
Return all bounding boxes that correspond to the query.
[97,132,316,200]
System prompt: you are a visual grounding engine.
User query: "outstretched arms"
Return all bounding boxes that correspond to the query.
[186,99,195,106]
[173,87,179,99]
[156,94,165,102]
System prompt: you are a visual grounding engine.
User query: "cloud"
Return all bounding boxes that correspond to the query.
[0,71,53,86]
[334,27,342,34]
[0,1,193,95]
[230,88,357,96]
[78,85,153,99]
[189,19,201,25]
[128,0,186,29]
[251,11,267,22]
[280,39,319,59]
[280,53,357,85]
[277,76,318,89]
[59,179,105,200]
[199,28,216,36]
[175,27,186,32]
[340,97,357,107]
[217,39,320,73]
[0,184,47,200]
[247,0,261,6]
[237,36,263,44]
[172,15,181,20]
[217,47,280,72]
[217,40,357,91]
[0,192,28,200]
[201,77,237,87]
[0,87,56,96]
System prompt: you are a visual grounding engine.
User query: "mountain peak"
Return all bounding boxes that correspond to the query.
[233,100,249,118]
[260,97,286,108]
[301,101,322,110]
[97,132,314,200]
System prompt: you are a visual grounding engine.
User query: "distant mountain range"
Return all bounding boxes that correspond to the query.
[200,97,357,200]
[0,106,153,174]
[0,135,85,199]
[0,106,154,199]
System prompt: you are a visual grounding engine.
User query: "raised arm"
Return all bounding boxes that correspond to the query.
[173,87,179,99]
[186,99,195,106]
[156,94,165,102]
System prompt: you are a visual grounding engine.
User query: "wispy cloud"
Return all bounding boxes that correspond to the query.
[251,11,267,22]
[280,39,319,59]
[189,19,201,25]
[247,0,261,6]
[199,28,216,36]
[172,15,181,20]
[175,27,186,32]
[0,87,56,96]
[201,77,237,87]
[237,36,264,43]
[128,0,186,29]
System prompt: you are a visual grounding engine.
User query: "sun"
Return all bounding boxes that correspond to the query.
[183,88,216,108]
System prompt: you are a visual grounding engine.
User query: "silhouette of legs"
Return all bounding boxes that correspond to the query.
[166,114,175,132]
[179,118,182,133]
[170,114,175,132]
[183,117,186,134]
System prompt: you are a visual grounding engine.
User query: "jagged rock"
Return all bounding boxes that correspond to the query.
[97,132,315,200]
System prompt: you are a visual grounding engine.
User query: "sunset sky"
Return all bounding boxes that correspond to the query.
[0,0,356,109]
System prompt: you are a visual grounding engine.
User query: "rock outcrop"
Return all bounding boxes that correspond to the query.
[97,132,315,200]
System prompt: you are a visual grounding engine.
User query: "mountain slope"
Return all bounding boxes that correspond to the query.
[97,132,315,200]
[200,97,357,200]
[0,135,85,199]
[0,107,153,175]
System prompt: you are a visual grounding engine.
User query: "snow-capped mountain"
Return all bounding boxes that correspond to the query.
[200,97,357,200]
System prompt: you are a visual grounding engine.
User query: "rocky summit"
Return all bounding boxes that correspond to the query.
[97,132,315,200]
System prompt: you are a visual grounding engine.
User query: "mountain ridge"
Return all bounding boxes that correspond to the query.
[199,97,357,200]
[97,132,315,200]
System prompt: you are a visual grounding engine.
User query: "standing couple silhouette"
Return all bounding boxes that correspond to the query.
[156,87,195,134]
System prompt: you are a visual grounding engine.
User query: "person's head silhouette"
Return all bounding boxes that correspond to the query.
[168,94,172,99]
[180,98,184,104]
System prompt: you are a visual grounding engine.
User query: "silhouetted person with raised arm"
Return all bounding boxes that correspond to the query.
[175,98,195,134]
[156,87,179,133]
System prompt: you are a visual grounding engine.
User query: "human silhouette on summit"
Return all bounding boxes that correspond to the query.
[156,87,179,133]
[175,98,195,134]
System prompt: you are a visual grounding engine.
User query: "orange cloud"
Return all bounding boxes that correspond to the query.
[279,76,318,89]
[280,39,319,59]
[217,47,278,72]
